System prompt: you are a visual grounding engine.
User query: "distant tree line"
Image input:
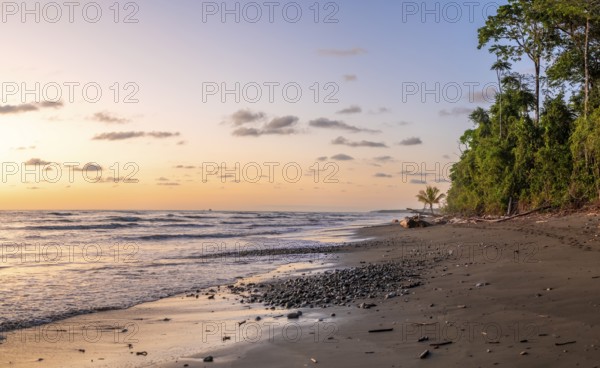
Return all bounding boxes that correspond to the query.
[446,0,600,215]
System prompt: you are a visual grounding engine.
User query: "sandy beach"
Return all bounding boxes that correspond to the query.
[2,211,600,367]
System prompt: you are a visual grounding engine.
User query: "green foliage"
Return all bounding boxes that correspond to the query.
[446,0,600,215]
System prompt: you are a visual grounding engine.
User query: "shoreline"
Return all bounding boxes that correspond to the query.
[2,211,600,367]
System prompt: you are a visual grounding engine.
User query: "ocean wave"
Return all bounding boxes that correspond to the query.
[48,212,74,216]
[159,224,215,228]
[106,216,189,223]
[107,216,143,222]
[126,230,283,241]
[245,222,320,229]
[256,214,291,219]
[180,215,220,219]
[23,223,140,231]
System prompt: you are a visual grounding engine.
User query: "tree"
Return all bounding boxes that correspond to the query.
[447,0,600,215]
[416,186,446,214]
[479,0,557,124]
[541,0,600,118]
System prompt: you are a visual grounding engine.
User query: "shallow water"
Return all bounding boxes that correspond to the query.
[0,210,399,332]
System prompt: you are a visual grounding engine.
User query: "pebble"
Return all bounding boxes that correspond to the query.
[232,261,433,310]
[287,312,301,319]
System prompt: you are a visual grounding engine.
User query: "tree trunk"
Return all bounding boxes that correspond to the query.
[535,60,540,125]
[430,204,434,215]
[498,68,503,139]
[584,15,590,119]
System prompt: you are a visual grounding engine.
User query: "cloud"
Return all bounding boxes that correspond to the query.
[0,101,63,115]
[336,105,362,114]
[343,74,357,82]
[318,48,367,57]
[443,154,451,159]
[14,146,36,151]
[92,131,180,141]
[316,156,328,162]
[175,165,196,169]
[101,176,139,184]
[92,112,130,124]
[264,115,298,131]
[410,179,427,184]
[373,155,394,163]
[398,137,423,146]
[439,107,473,117]
[369,107,390,114]
[330,154,354,161]
[332,136,387,148]
[309,118,379,133]
[230,109,266,125]
[383,121,410,128]
[374,173,393,178]
[232,116,299,137]
[68,163,103,172]
[157,182,180,186]
[147,132,181,138]
[177,140,187,145]
[0,104,37,114]
[39,101,63,108]
[232,127,261,137]
[25,158,53,165]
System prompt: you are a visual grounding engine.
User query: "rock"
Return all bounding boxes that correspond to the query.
[287,312,301,319]
[203,355,214,362]
[419,350,430,359]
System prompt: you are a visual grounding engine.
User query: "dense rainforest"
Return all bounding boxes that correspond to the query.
[446,0,600,215]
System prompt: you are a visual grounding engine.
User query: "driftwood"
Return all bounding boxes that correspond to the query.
[469,206,552,223]
[400,216,431,229]
[368,328,394,333]
[407,208,442,217]
[429,341,453,347]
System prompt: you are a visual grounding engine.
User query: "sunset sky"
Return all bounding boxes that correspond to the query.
[0,0,506,211]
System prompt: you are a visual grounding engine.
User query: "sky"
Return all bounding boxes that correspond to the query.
[0,0,506,211]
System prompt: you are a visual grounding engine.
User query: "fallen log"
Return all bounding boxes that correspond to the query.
[468,206,552,223]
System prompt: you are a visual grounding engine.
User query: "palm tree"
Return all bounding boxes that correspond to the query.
[416,186,446,215]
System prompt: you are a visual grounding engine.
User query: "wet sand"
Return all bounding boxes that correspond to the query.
[2,211,600,367]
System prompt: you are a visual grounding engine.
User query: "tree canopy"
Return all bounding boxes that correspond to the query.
[446,0,600,215]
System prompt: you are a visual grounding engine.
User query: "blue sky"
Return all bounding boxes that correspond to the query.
[0,0,507,210]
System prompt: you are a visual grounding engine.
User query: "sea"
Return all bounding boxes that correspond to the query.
[0,210,401,332]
